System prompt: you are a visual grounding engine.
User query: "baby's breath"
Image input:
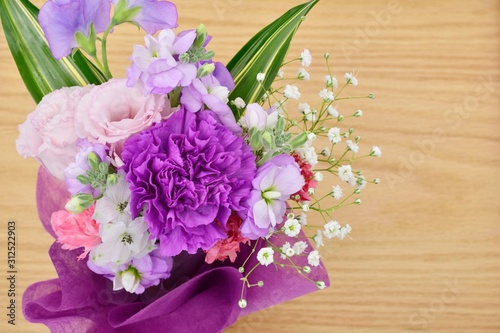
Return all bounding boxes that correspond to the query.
[237,51,379,308]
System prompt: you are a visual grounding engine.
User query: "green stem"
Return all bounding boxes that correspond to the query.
[101,24,114,79]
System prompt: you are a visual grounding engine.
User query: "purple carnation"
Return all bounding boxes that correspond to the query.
[122,109,256,256]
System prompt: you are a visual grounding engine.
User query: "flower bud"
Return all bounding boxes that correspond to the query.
[65,193,94,214]
[316,281,326,289]
[87,152,101,170]
[196,63,215,78]
[115,267,140,293]
[194,24,208,48]
[238,299,247,309]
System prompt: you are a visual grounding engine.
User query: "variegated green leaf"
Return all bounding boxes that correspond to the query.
[0,0,106,103]
[227,0,319,120]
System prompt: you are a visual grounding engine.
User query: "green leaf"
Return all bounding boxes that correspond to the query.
[227,0,319,120]
[0,0,106,103]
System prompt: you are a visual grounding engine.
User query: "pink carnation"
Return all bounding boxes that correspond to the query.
[291,153,318,202]
[205,213,250,264]
[51,205,101,260]
[16,85,93,179]
[74,78,173,159]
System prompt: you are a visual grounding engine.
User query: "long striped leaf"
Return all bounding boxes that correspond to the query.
[0,0,106,103]
[227,0,319,119]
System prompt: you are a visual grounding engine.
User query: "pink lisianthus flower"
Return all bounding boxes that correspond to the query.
[205,213,250,264]
[74,78,173,160]
[51,205,100,260]
[16,85,93,180]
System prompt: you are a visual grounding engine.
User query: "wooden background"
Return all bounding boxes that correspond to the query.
[1,0,499,332]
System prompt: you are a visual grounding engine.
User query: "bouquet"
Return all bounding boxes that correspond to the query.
[2,0,381,331]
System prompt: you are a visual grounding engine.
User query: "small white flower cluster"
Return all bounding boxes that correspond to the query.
[313,221,352,248]
[238,49,380,303]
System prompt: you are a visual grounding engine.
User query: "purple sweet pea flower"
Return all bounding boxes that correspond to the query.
[111,0,178,35]
[39,0,111,59]
[240,154,304,240]
[121,109,257,257]
[181,71,240,133]
[64,140,110,197]
[127,29,197,95]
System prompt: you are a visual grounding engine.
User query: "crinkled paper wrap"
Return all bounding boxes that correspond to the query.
[23,167,330,333]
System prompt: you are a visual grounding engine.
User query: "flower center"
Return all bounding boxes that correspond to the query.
[262,190,281,200]
[121,233,134,245]
[116,201,128,213]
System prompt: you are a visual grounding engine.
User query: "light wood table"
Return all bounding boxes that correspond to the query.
[1,0,498,332]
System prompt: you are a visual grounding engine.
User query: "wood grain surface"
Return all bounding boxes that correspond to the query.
[1,0,499,332]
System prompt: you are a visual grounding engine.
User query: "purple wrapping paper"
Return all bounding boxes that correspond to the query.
[23,167,330,332]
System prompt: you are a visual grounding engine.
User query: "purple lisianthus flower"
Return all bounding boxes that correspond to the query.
[240,154,304,240]
[111,0,178,35]
[181,68,240,133]
[64,140,110,197]
[122,109,257,256]
[127,29,197,95]
[39,0,111,59]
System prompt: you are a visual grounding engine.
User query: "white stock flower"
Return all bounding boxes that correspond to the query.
[90,217,155,267]
[93,172,131,224]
